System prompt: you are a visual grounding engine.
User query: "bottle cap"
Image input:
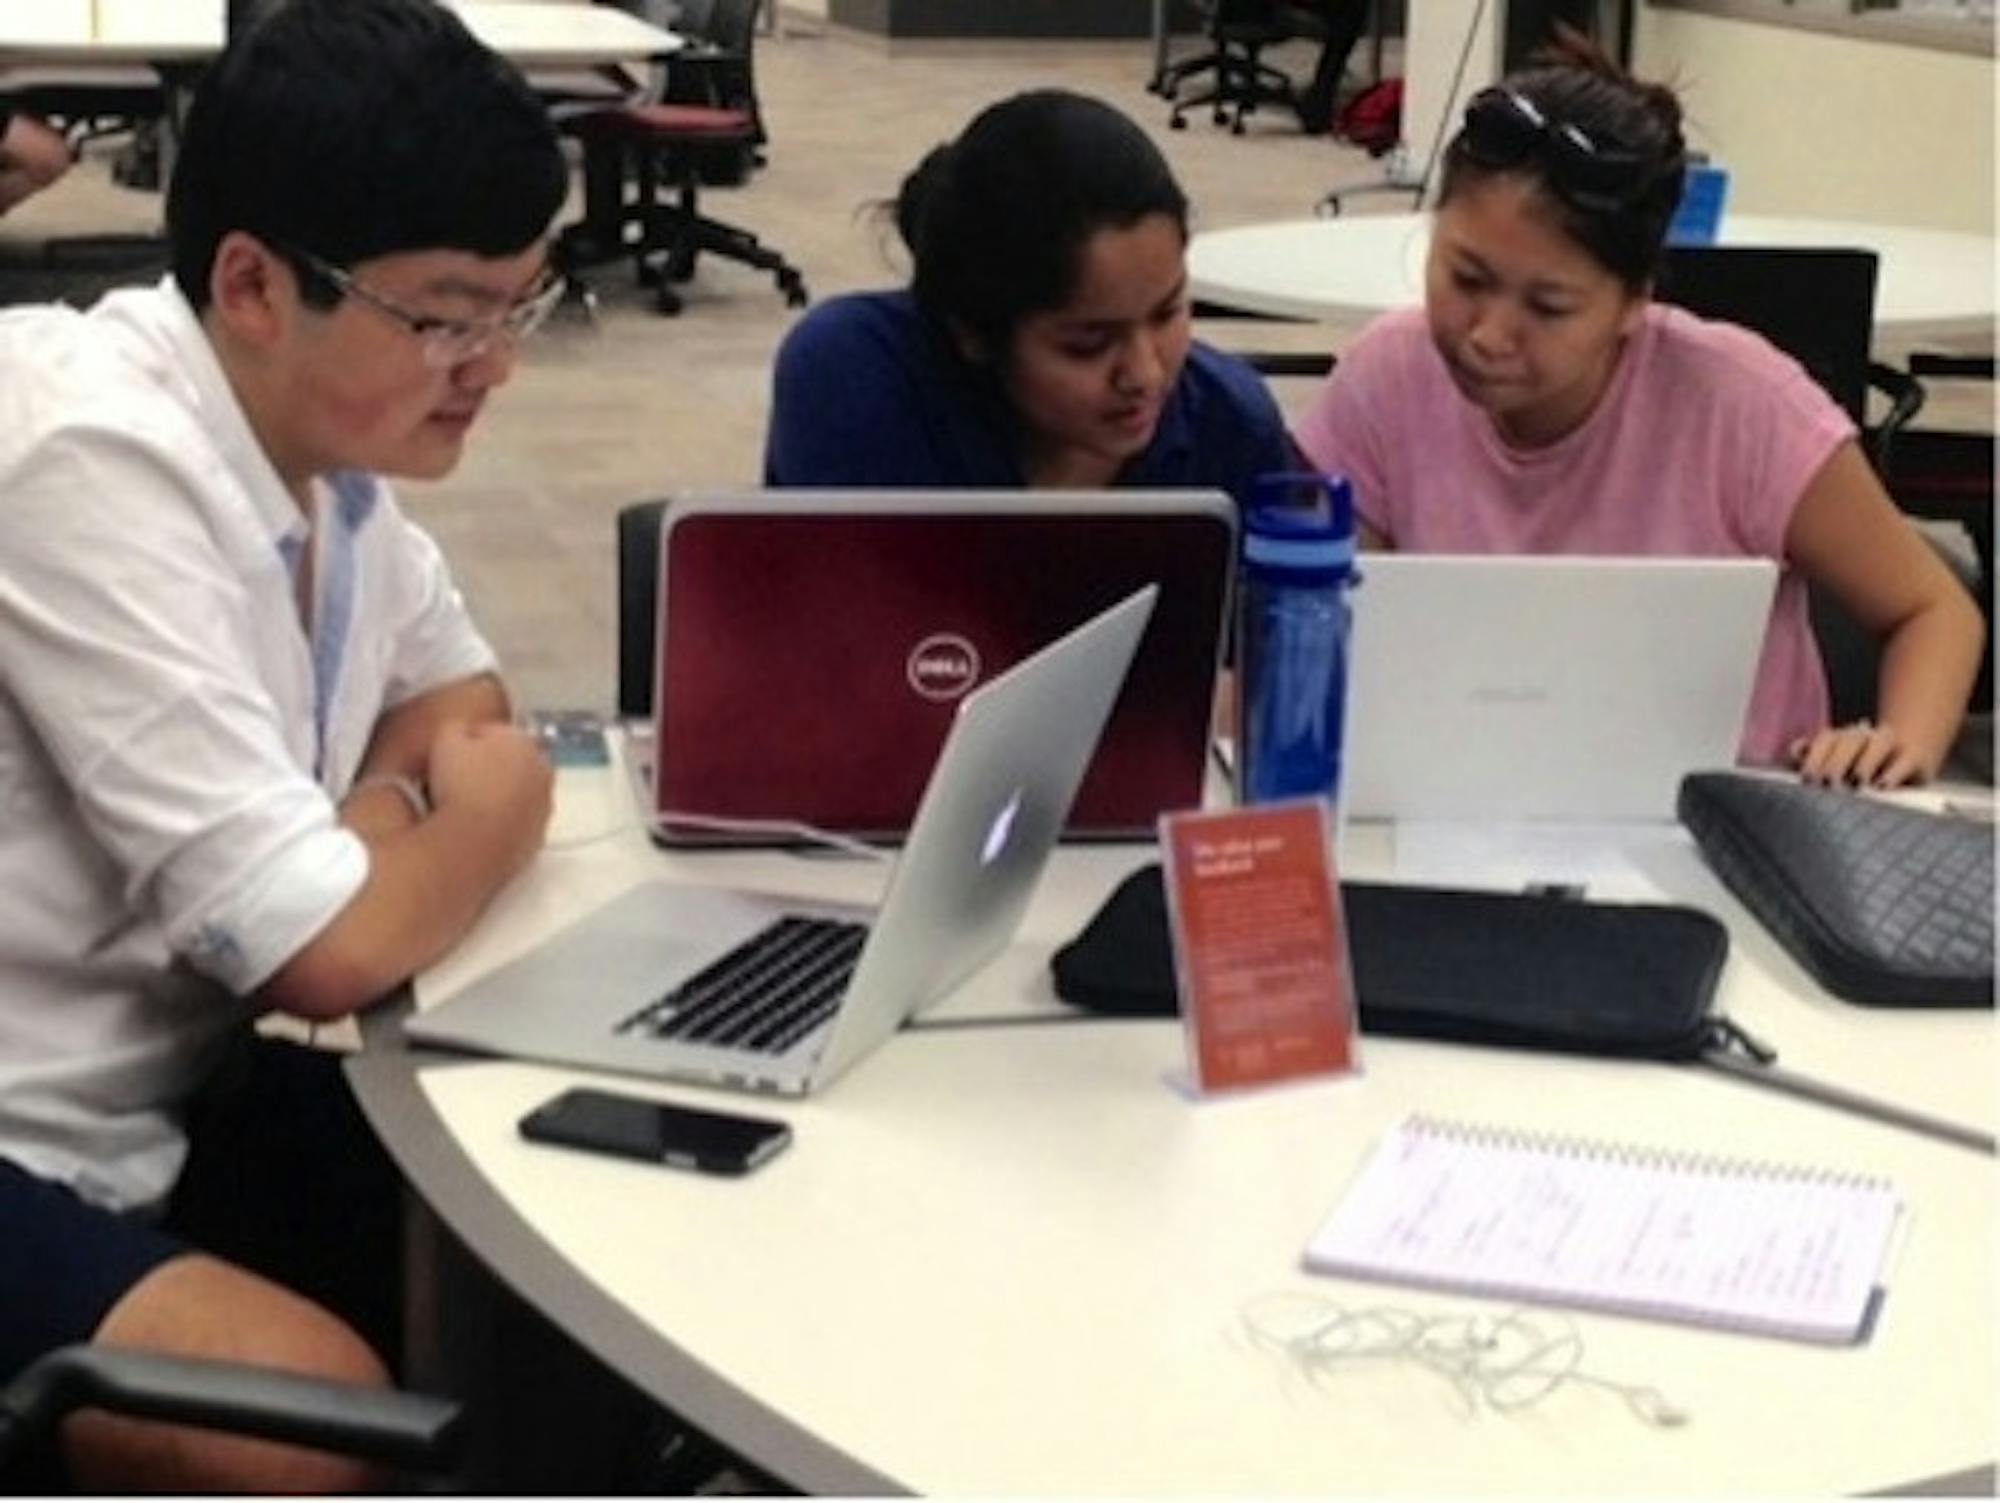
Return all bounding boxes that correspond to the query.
[1243,473,1356,579]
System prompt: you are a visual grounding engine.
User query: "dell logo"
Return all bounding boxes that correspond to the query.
[906,633,982,702]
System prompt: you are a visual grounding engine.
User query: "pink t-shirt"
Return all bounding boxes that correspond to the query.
[1292,303,1854,765]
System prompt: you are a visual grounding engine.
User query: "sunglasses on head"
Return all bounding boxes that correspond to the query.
[1456,87,1653,212]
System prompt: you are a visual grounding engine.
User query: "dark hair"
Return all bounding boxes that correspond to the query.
[167,0,567,311]
[1436,30,1687,289]
[894,89,1189,356]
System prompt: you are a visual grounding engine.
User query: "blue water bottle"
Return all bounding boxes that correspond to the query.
[1237,474,1359,806]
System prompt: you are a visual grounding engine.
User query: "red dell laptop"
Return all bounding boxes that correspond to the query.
[642,490,1235,841]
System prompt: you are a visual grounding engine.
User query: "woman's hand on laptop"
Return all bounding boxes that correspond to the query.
[1790,718,1924,790]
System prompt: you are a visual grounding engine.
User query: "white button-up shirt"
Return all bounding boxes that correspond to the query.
[0,280,497,1212]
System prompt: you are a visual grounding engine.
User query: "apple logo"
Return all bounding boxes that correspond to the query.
[980,789,1023,867]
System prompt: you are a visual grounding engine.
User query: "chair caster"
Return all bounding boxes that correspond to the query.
[560,275,601,325]
[779,271,808,308]
[1169,112,1187,130]
[654,284,684,315]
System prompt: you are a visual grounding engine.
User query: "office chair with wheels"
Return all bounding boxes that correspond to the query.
[559,0,806,315]
[656,0,767,160]
[1164,0,1323,135]
[0,1344,463,1490]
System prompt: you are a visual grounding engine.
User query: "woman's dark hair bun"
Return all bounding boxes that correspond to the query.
[1531,23,1685,152]
[894,143,955,260]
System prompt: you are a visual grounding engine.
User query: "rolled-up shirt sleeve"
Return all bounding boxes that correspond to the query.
[1,427,367,995]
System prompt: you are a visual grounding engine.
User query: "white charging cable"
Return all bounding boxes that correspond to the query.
[1239,1293,1689,1429]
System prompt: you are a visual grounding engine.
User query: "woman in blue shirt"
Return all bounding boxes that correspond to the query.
[764,89,1289,507]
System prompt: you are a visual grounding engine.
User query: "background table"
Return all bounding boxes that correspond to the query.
[0,1,679,68]
[350,745,1998,1495]
[1189,212,2000,341]
[0,0,221,63]
[2,0,679,264]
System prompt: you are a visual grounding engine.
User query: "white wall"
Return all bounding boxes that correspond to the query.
[1631,5,1995,234]
[1403,0,1504,170]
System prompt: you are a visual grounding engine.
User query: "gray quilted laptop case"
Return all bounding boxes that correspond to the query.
[1678,772,1994,1008]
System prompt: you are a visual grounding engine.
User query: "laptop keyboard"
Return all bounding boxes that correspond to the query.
[615,916,869,1054]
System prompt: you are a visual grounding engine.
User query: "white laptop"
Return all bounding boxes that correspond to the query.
[404,587,1156,1096]
[1343,555,1777,822]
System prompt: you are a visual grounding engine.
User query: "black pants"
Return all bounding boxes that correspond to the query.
[167,1034,406,1374]
[1297,0,1372,133]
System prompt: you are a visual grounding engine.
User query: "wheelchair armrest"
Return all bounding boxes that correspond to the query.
[0,1345,462,1474]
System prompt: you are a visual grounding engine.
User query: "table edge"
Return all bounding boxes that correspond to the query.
[348,1001,908,1497]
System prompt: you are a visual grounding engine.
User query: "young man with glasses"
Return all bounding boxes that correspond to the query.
[0,0,568,1487]
[1292,35,1981,792]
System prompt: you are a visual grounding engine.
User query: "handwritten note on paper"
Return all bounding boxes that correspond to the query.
[1306,1118,1901,1344]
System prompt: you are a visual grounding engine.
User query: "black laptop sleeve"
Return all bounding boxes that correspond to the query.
[1678,771,1995,1008]
[1052,865,1735,1060]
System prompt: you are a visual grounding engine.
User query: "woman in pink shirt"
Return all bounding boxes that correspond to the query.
[1293,38,1982,788]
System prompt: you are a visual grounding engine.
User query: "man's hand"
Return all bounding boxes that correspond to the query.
[427,718,554,880]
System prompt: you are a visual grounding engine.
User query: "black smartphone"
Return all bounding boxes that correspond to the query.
[518,1088,791,1175]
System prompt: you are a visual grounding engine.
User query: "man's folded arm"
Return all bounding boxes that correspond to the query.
[260,676,551,1021]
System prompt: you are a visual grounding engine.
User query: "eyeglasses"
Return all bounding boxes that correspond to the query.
[287,245,564,368]
[1456,87,1653,213]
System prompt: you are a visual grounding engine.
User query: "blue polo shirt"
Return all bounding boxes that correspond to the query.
[763,290,1290,510]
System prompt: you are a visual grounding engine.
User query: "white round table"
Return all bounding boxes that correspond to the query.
[1189,212,1998,340]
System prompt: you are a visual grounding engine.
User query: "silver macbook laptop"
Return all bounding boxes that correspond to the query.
[1343,555,1778,822]
[404,587,1157,1096]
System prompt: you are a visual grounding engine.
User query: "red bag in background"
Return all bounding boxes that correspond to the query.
[1336,78,1403,156]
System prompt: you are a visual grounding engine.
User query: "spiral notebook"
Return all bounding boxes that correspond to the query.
[1305,1117,1901,1344]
